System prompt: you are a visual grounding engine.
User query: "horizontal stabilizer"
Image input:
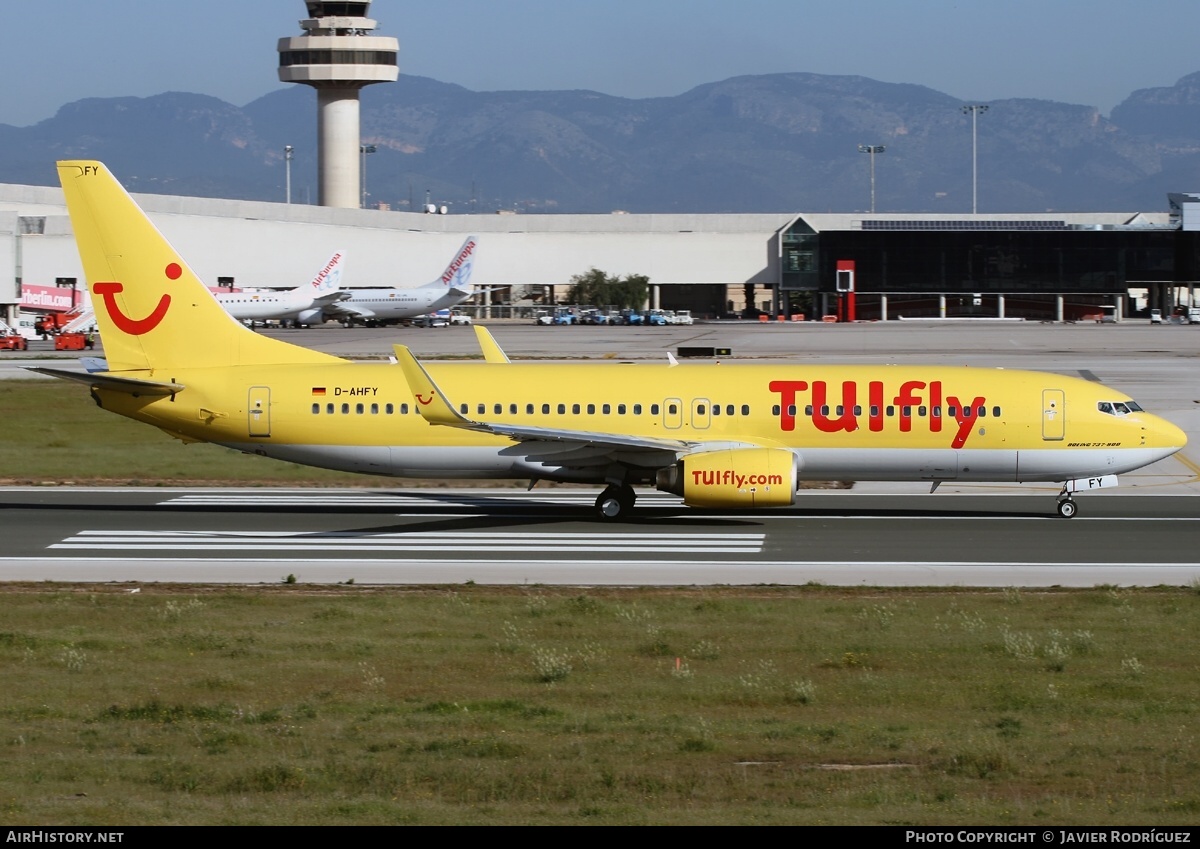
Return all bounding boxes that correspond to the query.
[26,367,184,396]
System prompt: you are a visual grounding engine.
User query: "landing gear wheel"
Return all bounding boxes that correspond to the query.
[1056,498,1078,519]
[595,484,636,521]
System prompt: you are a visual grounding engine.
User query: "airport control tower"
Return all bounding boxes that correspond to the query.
[278,2,398,208]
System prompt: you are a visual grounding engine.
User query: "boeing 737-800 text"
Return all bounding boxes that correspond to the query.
[35,162,1187,520]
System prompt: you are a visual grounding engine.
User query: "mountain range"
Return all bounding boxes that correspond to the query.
[3,71,1200,214]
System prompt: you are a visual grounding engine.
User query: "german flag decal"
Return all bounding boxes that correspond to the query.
[312,387,327,396]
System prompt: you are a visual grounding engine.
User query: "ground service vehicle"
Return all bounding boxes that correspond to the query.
[35,161,1189,522]
[0,321,28,350]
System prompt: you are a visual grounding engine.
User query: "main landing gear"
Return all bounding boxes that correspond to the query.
[595,484,637,520]
[1056,486,1078,519]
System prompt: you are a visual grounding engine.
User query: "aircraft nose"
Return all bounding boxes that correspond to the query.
[1144,414,1188,454]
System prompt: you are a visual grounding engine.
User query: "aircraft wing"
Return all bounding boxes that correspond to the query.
[323,302,376,319]
[313,291,350,306]
[26,367,184,396]
[392,344,696,467]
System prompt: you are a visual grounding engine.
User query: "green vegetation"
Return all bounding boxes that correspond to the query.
[1,584,1198,825]
[566,268,649,310]
[0,380,388,485]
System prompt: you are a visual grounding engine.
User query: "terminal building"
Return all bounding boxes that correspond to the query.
[2,180,1199,326]
[2,0,1197,327]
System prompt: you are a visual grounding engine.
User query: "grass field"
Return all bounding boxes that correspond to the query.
[4,382,1199,825]
[2,584,1199,825]
[0,380,411,486]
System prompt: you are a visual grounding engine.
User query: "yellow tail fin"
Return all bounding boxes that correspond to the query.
[57,161,340,374]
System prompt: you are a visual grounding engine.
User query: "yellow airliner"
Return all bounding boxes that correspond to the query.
[36,161,1188,520]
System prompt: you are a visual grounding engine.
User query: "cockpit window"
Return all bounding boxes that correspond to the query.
[1098,400,1143,416]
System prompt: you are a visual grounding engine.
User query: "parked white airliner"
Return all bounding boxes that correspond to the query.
[215,251,346,325]
[324,237,478,327]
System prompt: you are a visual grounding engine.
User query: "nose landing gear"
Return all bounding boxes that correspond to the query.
[1056,485,1078,519]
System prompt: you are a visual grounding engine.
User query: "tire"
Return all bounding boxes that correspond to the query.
[1056,499,1077,519]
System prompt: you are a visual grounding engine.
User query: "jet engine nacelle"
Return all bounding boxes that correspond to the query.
[656,447,797,508]
[296,308,325,326]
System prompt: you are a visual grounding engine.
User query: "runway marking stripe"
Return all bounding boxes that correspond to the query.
[75,531,758,540]
[11,557,1200,569]
[51,530,764,554]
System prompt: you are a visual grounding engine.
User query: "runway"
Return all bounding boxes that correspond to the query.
[5,320,1200,587]
[3,487,1199,587]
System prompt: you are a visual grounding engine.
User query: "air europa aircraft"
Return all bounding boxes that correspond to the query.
[214,250,346,326]
[37,161,1187,520]
[322,236,478,327]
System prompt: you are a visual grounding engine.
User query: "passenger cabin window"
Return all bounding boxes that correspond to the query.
[572,404,581,415]
[587,404,596,415]
[312,403,320,414]
[651,404,661,416]
[386,404,394,414]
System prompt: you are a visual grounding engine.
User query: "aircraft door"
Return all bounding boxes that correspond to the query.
[691,398,712,430]
[248,386,271,437]
[663,398,683,430]
[1042,389,1065,441]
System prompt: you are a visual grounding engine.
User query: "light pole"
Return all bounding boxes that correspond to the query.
[360,143,377,208]
[962,105,988,214]
[857,144,886,213]
[284,145,294,205]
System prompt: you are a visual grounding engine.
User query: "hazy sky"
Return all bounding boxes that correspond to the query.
[4,0,1198,127]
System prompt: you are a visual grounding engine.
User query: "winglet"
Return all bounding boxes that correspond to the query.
[392,344,473,427]
[474,325,510,364]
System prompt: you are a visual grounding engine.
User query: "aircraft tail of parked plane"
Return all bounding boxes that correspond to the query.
[37,161,1188,520]
[325,236,478,326]
[214,251,346,325]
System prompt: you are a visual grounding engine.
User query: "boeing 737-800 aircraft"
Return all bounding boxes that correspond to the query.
[35,162,1187,520]
[215,251,346,325]
[324,237,478,327]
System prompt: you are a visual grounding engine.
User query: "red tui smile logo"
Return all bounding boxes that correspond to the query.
[416,393,435,406]
[93,263,181,335]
